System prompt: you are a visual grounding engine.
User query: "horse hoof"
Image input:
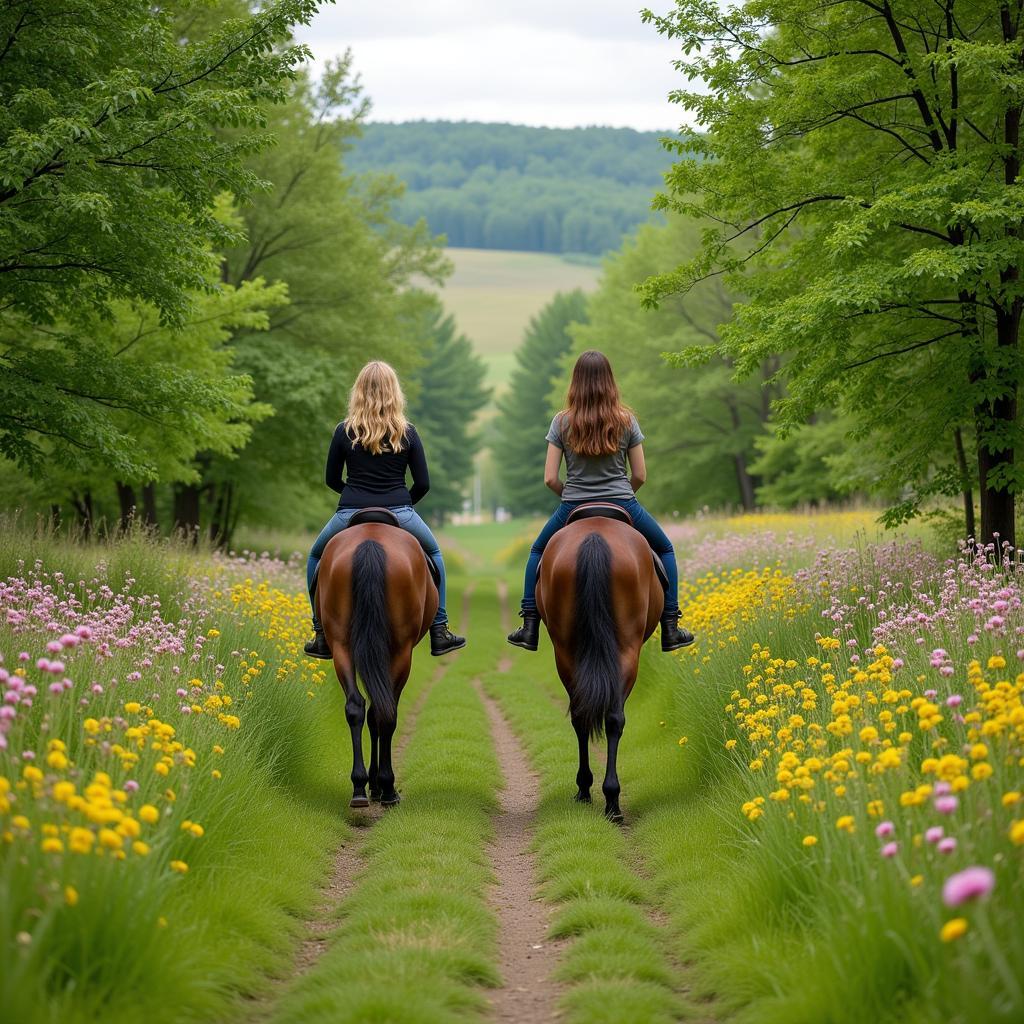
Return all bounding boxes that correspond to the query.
[369,792,382,804]
[349,795,370,809]
[574,791,592,804]
[381,793,401,808]
[605,809,624,825]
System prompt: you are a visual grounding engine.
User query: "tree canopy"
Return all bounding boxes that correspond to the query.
[642,0,1024,544]
[0,0,321,477]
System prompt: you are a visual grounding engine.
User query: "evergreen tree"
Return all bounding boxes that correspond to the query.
[495,291,589,515]
[407,301,490,523]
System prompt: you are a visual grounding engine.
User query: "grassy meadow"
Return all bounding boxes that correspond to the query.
[1,509,1022,1023]
[430,249,601,393]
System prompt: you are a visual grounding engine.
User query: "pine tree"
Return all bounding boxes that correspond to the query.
[495,291,589,515]
[408,301,490,523]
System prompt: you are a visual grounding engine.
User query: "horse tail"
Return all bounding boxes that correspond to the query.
[350,539,396,724]
[572,532,620,741]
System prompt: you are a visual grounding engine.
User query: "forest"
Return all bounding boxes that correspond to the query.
[0,9,488,545]
[346,121,672,255]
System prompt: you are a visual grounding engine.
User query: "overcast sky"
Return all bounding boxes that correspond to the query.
[295,2,688,131]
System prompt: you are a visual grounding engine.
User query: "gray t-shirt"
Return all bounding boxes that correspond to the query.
[547,413,643,502]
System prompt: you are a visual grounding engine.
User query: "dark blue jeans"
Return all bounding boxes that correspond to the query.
[519,497,679,613]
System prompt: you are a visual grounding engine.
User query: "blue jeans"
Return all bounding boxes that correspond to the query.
[307,506,447,628]
[519,497,679,613]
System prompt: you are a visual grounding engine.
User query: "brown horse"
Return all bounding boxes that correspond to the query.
[536,514,663,822]
[316,520,438,808]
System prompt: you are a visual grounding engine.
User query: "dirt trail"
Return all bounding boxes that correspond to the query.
[247,586,475,1019]
[284,655,448,980]
[496,578,717,1020]
[474,678,565,1023]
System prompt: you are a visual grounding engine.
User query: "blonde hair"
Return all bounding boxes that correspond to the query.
[345,361,409,455]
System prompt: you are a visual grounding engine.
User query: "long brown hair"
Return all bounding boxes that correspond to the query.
[562,351,632,457]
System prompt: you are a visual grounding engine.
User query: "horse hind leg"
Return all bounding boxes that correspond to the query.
[376,656,410,808]
[343,680,370,809]
[572,713,593,803]
[376,711,399,806]
[602,701,625,824]
[367,706,381,802]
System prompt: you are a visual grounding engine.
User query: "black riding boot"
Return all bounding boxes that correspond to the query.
[303,626,331,660]
[506,609,541,652]
[430,621,466,656]
[660,609,695,652]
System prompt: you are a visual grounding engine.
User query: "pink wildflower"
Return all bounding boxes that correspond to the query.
[942,867,994,907]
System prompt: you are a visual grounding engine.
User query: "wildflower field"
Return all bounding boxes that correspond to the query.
[1,512,1022,1024]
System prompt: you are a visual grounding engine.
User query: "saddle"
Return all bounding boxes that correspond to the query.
[346,507,441,590]
[565,503,670,590]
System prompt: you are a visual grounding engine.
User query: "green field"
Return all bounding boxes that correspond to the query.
[8,512,1024,1022]
[431,249,602,393]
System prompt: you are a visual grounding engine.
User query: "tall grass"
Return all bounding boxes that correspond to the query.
[620,538,1024,1023]
[0,527,351,1023]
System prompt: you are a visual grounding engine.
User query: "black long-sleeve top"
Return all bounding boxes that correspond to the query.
[325,422,430,510]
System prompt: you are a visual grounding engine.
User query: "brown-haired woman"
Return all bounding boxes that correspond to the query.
[506,350,693,653]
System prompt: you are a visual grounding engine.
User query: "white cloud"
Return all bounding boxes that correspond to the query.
[296,3,690,130]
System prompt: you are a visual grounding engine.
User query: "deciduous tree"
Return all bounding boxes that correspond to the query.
[643,0,1024,545]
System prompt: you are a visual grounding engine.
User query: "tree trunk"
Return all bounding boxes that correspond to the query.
[209,481,234,548]
[115,482,137,533]
[726,398,757,509]
[977,417,1016,552]
[733,453,756,511]
[953,428,976,541]
[173,484,201,544]
[141,483,158,529]
[977,17,1023,554]
[71,491,94,538]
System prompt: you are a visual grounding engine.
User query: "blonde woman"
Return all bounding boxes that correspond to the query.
[304,361,465,659]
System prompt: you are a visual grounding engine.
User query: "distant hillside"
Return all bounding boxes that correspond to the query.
[346,121,672,256]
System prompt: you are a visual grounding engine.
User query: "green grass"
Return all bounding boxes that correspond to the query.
[439,520,527,572]
[481,584,692,1024]
[267,579,504,1024]
[0,525,368,1024]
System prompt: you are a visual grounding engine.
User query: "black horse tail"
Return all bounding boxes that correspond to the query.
[572,532,620,740]
[350,539,396,724]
